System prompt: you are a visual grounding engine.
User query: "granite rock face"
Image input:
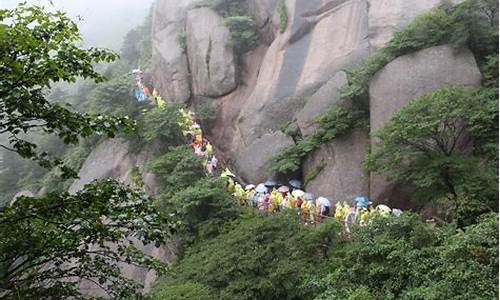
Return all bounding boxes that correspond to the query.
[303,127,370,204]
[151,0,196,103]
[235,132,295,184]
[186,7,237,97]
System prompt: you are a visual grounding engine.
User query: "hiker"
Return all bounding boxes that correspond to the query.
[277,185,289,210]
[269,188,283,213]
[302,193,314,224]
[354,196,371,221]
[316,197,331,220]
[152,89,166,107]
[206,155,218,175]
[245,184,256,207]
[233,183,247,206]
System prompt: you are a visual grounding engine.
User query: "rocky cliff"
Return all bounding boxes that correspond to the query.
[148,0,481,207]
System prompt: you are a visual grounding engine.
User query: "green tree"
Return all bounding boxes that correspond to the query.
[0,4,131,176]
[365,87,498,223]
[310,213,498,299]
[153,212,341,300]
[224,16,258,54]
[0,4,167,299]
[0,179,167,299]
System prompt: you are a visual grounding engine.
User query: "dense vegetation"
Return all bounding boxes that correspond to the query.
[0,1,497,299]
[365,86,498,225]
[0,4,167,299]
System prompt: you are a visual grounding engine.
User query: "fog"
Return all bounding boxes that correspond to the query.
[0,0,156,49]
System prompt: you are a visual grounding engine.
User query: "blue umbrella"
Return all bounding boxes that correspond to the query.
[264,179,277,187]
[354,196,371,208]
[288,179,302,189]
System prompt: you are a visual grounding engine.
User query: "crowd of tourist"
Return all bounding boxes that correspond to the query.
[132,69,404,228]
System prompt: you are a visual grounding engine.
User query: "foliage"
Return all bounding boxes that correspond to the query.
[87,75,141,117]
[147,145,206,196]
[0,179,168,299]
[201,0,247,17]
[225,15,259,54]
[131,166,144,188]
[341,0,498,100]
[176,33,187,54]
[281,121,301,139]
[277,0,288,33]
[480,54,499,87]
[149,282,214,300]
[0,4,133,176]
[364,86,498,224]
[310,213,498,299]
[141,103,186,143]
[195,102,217,123]
[121,29,142,67]
[270,106,357,174]
[153,212,342,300]
[158,177,239,241]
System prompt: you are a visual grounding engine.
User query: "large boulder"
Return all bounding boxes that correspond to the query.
[369,45,482,204]
[186,7,237,97]
[296,71,349,136]
[303,127,369,203]
[235,132,295,184]
[68,138,133,194]
[151,0,195,103]
[68,139,162,196]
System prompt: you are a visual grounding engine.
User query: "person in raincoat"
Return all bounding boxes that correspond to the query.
[221,168,236,193]
[152,89,166,108]
[233,183,247,206]
[316,197,331,220]
[269,188,283,213]
[192,124,203,144]
[245,184,256,207]
[277,186,290,210]
[206,155,218,175]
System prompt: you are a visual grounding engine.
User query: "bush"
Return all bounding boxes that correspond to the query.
[277,0,288,33]
[364,86,498,222]
[225,16,259,54]
[150,282,214,300]
[153,212,339,300]
[87,75,140,117]
[342,0,499,100]
[147,145,206,195]
[270,106,357,174]
[310,213,499,299]
[141,103,186,143]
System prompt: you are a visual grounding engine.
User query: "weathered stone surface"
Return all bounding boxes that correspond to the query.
[296,0,371,91]
[369,45,482,203]
[236,0,370,147]
[69,138,132,194]
[296,71,348,136]
[151,0,195,103]
[235,132,295,184]
[367,0,463,49]
[247,0,278,44]
[370,45,482,134]
[303,127,369,203]
[70,138,167,297]
[186,7,236,97]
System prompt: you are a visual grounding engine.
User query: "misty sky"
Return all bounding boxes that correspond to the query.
[0,0,155,50]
